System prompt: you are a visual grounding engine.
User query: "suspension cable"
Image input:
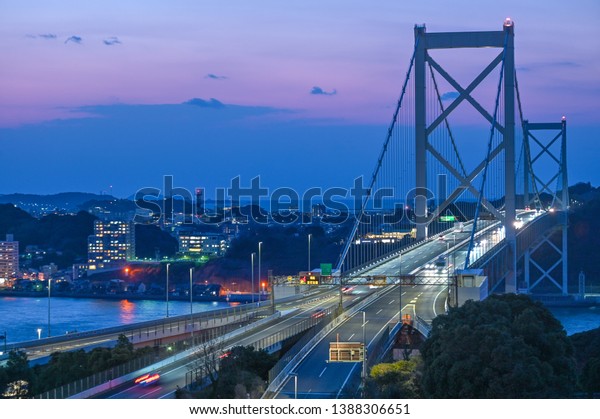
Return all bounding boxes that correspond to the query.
[337,37,420,271]
[464,31,508,269]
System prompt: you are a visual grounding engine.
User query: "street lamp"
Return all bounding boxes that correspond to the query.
[47,278,52,338]
[289,372,298,399]
[258,242,263,302]
[0,331,7,354]
[166,263,170,318]
[362,311,367,391]
[189,267,194,340]
[308,233,312,272]
[251,252,256,304]
[398,253,403,323]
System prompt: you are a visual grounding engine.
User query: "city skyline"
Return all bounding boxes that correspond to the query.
[0,1,598,196]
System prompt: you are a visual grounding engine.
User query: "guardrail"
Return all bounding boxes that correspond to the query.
[263,284,397,398]
[34,310,276,399]
[413,315,432,337]
[9,303,270,353]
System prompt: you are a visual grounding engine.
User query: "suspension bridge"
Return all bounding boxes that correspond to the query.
[266,19,571,399]
[31,19,572,399]
[337,18,569,297]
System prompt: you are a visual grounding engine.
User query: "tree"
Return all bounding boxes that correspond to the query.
[215,346,277,398]
[421,294,576,398]
[2,380,29,399]
[368,358,421,398]
[5,350,30,384]
[580,357,600,396]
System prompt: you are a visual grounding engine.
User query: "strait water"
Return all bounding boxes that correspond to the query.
[0,296,598,345]
[0,296,233,344]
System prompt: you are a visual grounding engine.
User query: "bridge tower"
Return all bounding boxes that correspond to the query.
[521,118,569,294]
[413,20,517,292]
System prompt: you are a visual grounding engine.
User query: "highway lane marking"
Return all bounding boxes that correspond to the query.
[376,309,382,315]
[348,333,355,341]
[433,286,446,318]
[402,292,406,296]
[159,390,175,399]
[336,311,398,398]
[318,367,327,378]
[139,386,163,398]
[388,299,395,304]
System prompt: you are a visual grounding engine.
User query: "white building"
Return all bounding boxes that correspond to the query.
[0,234,19,282]
[88,220,135,268]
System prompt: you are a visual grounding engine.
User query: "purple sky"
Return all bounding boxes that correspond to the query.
[0,1,599,196]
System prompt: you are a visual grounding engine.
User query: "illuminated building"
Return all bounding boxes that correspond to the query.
[87,220,135,268]
[0,234,19,282]
[178,232,228,257]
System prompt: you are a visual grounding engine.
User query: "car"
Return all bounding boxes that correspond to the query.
[342,285,356,294]
[435,256,446,269]
[134,372,160,386]
[311,308,326,319]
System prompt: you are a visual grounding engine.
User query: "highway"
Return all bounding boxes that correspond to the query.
[272,212,542,398]
[93,220,495,399]
[91,289,369,399]
[79,213,541,399]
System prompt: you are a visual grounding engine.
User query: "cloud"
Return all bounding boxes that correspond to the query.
[103,36,122,46]
[205,73,227,80]
[184,98,225,108]
[65,35,82,44]
[518,60,581,73]
[26,33,57,39]
[310,86,337,96]
[441,91,460,101]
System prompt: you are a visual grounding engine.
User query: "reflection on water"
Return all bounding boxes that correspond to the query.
[0,296,234,344]
[119,299,135,323]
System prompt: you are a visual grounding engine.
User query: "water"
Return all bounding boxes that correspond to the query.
[549,306,600,335]
[0,296,598,345]
[0,296,233,344]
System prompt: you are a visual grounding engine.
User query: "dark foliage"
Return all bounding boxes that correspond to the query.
[135,224,178,259]
[204,346,277,398]
[0,335,152,398]
[421,294,576,398]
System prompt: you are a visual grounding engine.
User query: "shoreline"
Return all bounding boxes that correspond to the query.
[0,289,263,304]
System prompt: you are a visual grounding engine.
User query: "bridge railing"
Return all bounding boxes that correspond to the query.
[33,312,264,399]
[263,285,397,398]
[10,303,270,353]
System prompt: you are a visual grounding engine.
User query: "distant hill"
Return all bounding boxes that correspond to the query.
[0,192,116,212]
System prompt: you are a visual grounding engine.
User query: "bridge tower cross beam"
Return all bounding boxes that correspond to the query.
[413,20,517,293]
[521,118,568,295]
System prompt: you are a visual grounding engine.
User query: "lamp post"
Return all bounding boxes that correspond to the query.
[399,253,403,323]
[251,252,256,304]
[290,372,298,399]
[47,278,52,338]
[258,242,262,302]
[0,331,7,354]
[189,267,194,340]
[308,233,312,272]
[362,311,367,392]
[166,263,170,318]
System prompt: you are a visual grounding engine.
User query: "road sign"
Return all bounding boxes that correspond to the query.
[299,271,320,285]
[370,275,387,286]
[329,342,365,362]
[440,215,456,222]
[320,263,332,276]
